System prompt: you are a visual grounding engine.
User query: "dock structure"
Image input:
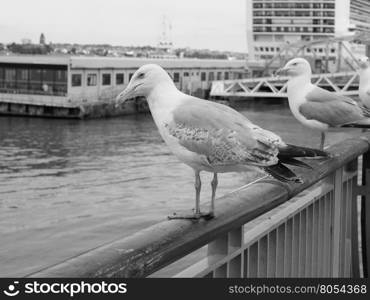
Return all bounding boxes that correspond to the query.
[210,71,359,98]
[0,55,246,118]
[29,133,370,278]
[210,32,370,100]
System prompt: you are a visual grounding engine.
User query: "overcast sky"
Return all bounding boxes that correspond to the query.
[0,0,246,52]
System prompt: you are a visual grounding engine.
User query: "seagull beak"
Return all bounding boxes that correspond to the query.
[115,83,137,108]
[275,66,290,76]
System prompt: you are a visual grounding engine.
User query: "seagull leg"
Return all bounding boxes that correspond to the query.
[168,170,212,220]
[209,173,218,218]
[320,132,325,151]
[194,170,201,215]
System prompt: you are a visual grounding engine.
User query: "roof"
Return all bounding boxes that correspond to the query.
[0,55,246,70]
[69,57,246,69]
[0,55,69,65]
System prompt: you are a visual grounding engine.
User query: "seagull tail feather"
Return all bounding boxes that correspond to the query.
[265,162,303,183]
[340,122,370,128]
[278,144,328,158]
[278,157,312,169]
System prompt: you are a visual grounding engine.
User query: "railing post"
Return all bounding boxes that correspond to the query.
[350,158,360,278]
[332,168,343,277]
[361,151,370,278]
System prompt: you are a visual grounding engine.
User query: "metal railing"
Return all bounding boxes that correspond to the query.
[28,133,370,278]
[210,71,359,98]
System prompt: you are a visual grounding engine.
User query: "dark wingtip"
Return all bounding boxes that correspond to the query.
[282,144,329,158]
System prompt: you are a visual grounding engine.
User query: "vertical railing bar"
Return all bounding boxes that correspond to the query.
[292,214,300,277]
[284,220,292,277]
[258,237,267,278]
[330,190,334,277]
[276,223,285,277]
[319,195,326,277]
[344,178,352,277]
[351,176,361,277]
[332,168,343,277]
[248,243,258,277]
[360,151,370,278]
[323,193,330,277]
[305,204,313,277]
[241,250,245,278]
[313,198,320,277]
[299,210,307,277]
[339,179,348,276]
[243,249,249,278]
[267,231,277,277]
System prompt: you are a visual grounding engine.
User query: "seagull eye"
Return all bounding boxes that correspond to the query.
[137,73,145,79]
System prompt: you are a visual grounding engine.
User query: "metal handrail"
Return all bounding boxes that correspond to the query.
[28,133,370,278]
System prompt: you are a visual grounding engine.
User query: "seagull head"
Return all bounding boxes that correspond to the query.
[116,64,174,106]
[358,56,370,70]
[276,58,312,77]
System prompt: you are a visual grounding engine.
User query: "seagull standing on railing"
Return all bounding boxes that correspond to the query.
[116,64,327,220]
[277,58,370,150]
[358,56,370,108]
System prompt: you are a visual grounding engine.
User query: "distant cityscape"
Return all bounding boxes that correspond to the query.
[0,33,247,60]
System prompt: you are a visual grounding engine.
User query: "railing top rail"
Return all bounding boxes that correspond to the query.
[28,133,370,278]
[213,71,358,84]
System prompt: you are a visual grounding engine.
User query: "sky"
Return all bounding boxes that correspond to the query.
[0,0,247,52]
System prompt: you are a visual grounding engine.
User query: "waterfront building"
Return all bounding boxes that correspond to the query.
[0,56,246,118]
[246,0,370,61]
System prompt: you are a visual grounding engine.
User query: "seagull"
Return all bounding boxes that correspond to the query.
[277,58,370,150]
[116,64,327,220]
[358,56,370,108]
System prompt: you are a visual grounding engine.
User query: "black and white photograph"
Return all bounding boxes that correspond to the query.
[0,0,370,297]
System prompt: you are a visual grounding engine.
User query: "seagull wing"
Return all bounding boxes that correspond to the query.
[167,97,281,167]
[299,85,370,127]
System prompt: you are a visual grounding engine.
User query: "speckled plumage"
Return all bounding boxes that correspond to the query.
[115,63,326,219]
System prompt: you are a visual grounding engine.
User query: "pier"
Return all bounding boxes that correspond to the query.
[28,133,370,278]
[0,56,246,118]
[210,71,359,98]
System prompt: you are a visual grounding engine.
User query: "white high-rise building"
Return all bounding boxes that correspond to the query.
[246,0,370,61]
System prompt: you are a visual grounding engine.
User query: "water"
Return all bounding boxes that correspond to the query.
[0,100,361,276]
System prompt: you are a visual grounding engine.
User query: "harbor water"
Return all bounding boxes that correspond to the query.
[0,100,362,276]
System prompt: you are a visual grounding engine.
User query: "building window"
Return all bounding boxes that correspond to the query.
[16,69,28,90]
[183,72,189,77]
[209,72,214,81]
[5,68,16,89]
[116,73,124,85]
[201,72,206,81]
[217,72,222,80]
[72,74,82,87]
[224,72,229,80]
[87,73,97,86]
[102,73,111,86]
[173,72,180,83]
[0,65,67,95]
